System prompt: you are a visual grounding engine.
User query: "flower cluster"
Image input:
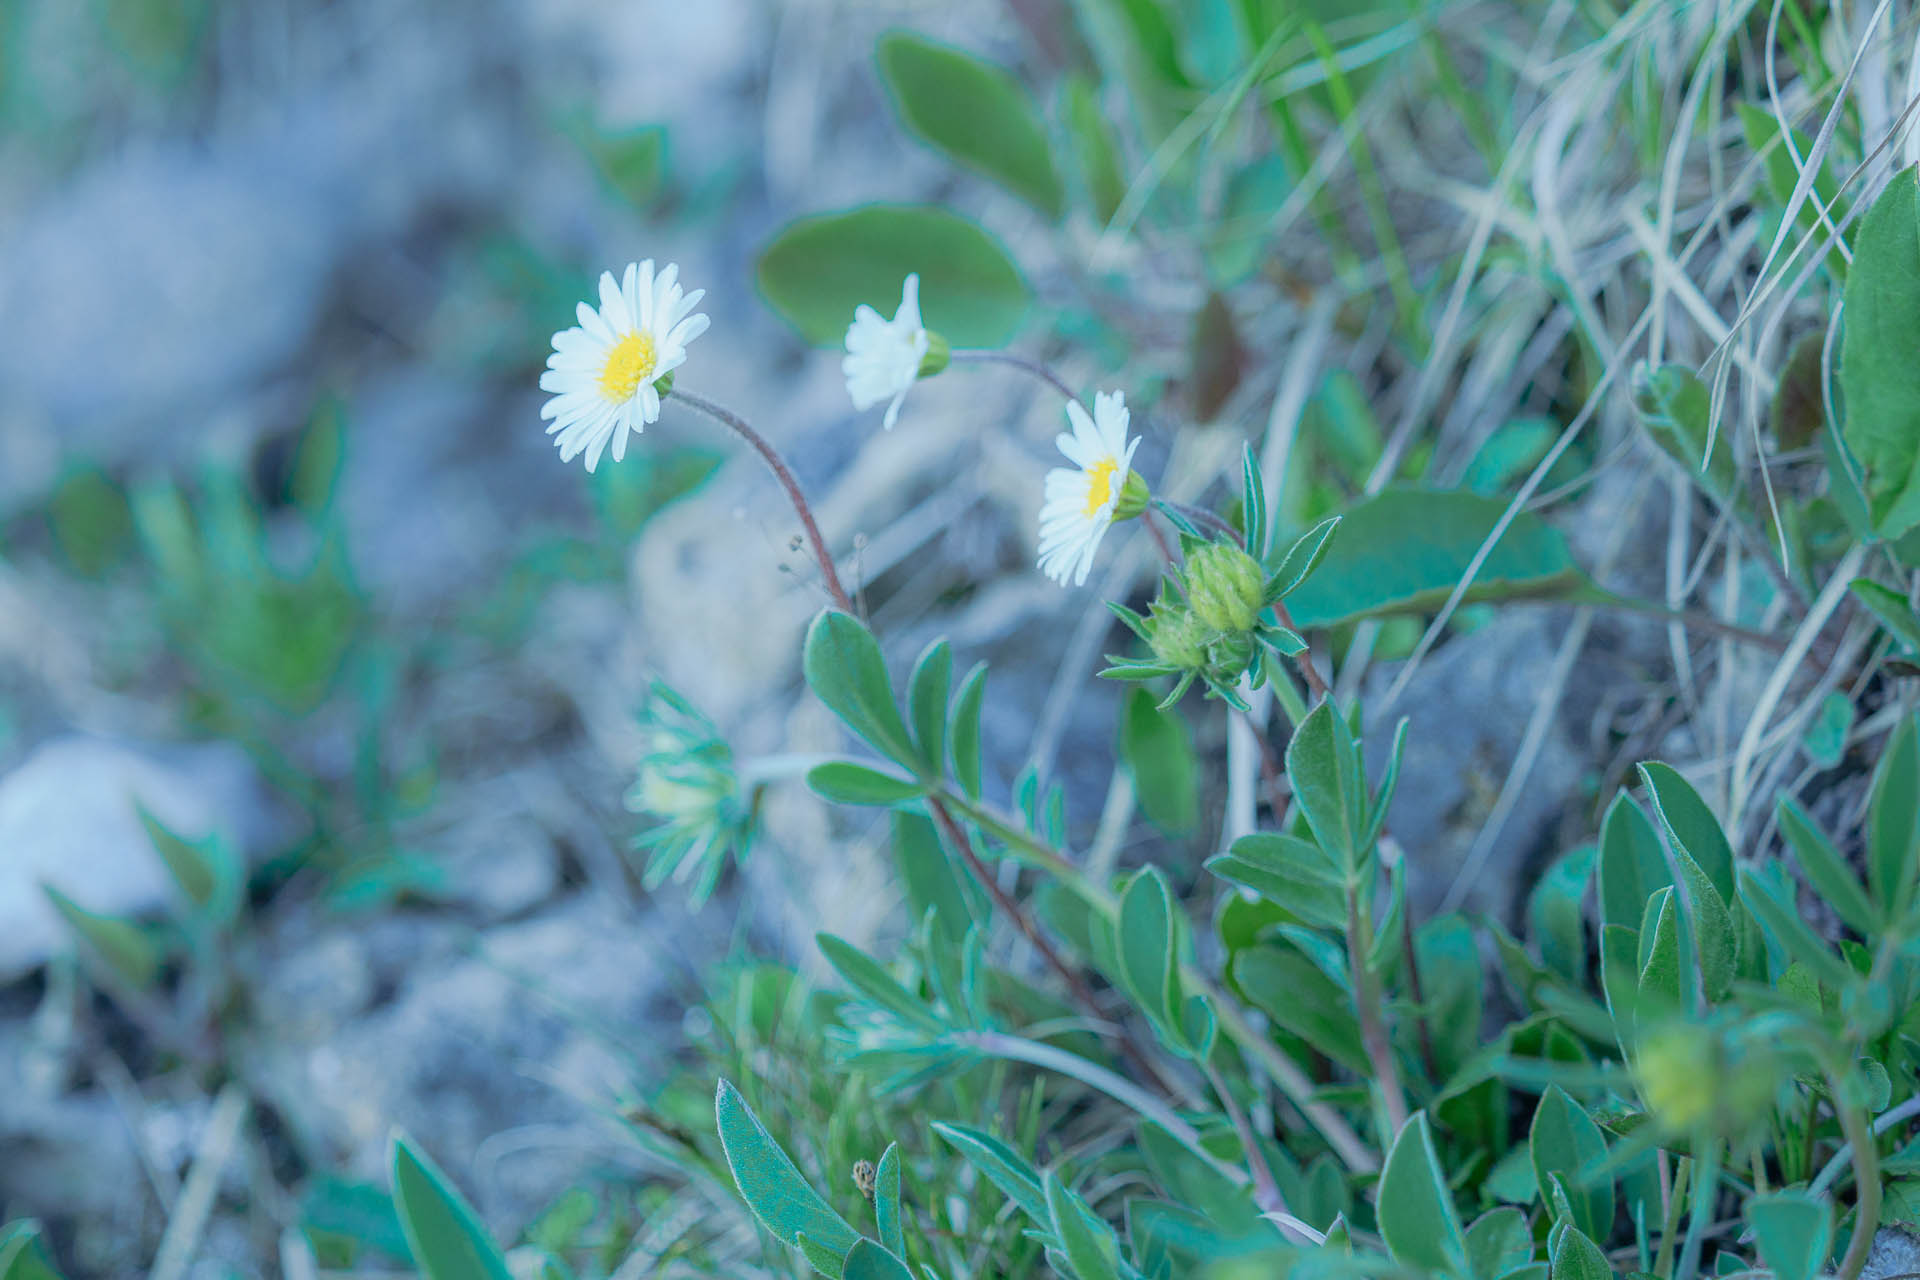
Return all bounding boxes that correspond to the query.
[541,265,1152,589]
[1104,539,1305,709]
[625,682,757,904]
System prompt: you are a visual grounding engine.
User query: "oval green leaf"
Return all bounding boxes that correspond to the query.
[1840,168,1920,538]
[758,205,1031,347]
[877,32,1063,218]
[1281,489,1585,630]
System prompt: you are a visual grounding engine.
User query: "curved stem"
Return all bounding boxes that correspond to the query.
[1346,882,1410,1142]
[926,798,1188,1103]
[1832,1083,1883,1280]
[936,784,1380,1174]
[1205,1057,1291,1221]
[950,349,1083,407]
[673,390,854,614]
[1157,499,1238,541]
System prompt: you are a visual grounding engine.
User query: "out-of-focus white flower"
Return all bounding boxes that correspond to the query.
[541,260,709,471]
[627,682,755,904]
[1038,390,1143,586]
[843,273,936,430]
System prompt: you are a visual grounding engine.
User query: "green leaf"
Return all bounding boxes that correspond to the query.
[1744,1192,1831,1280]
[1119,688,1198,835]
[1530,1086,1614,1239]
[1803,692,1854,768]
[1869,715,1920,918]
[300,1176,410,1261]
[1377,1112,1469,1276]
[1116,867,1180,1027]
[1636,764,1735,904]
[1285,701,1366,871]
[1061,76,1127,224]
[817,934,945,1034]
[807,762,928,807]
[757,205,1030,347]
[1546,1219,1612,1280]
[716,1080,861,1268]
[844,1240,915,1280]
[1629,363,1738,505]
[1206,833,1347,930]
[1266,515,1341,597]
[1281,490,1585,630]
[43,886,158,990]
[875,1144,904,1258]
[893,811,982,950]
[907,641,952,777]
[1044,1171,1122,1280]
[389,1133,514,1280]
[1840,168,1920,538]
[1777,796,1879,935]
[135,805,236,917]
[1738,865,1854,990]
[573,120,668,210]
[1635,889,1683,1016]
[1530,845,1596,988]
[932,1123,1049,1224]
[949,662,988,801]
[1851,579,1920,652]
[876,33,1063,218]
[0,1221,64,1280]
[803,611,921,772]
[1599,795,1671,932]
[1464,1208,1533,1280]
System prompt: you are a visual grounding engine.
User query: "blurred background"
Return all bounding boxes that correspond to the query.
[0,0,1895,1273]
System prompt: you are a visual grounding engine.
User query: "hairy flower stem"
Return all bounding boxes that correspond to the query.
[673,390,854,614]
[938,785,1379,1174]
[926,798,1187,1103]
[1346,885,1410,1142]
[949,349,1084,407]
[1205,1058,1292,1221]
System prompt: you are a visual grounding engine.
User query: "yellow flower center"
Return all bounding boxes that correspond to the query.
[599,331,658,402]
[1083,458,1120,517]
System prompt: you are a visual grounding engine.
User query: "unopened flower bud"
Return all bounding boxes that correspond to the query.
[1185,542,1266,634]
[1148,602,1210,671]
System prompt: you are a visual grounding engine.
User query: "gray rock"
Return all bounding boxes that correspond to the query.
[1364,612,1587,921]
[262,895,705,1229]
[0,735,295,981]
[1864,1226,1920,1280]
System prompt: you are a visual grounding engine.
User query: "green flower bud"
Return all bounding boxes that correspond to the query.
[1634,1021,1781,1141]
[1184,542,1266,634]
[1634,1025,1716,1134]
[1112,469,1151,522]
[1147,601,1210,671]
[1207,630,1256,680]
[918,332,951,379]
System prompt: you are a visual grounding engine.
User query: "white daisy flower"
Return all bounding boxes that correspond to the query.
[843,273,932,429]
[1038,390,1143,586]
[541,260,710,472]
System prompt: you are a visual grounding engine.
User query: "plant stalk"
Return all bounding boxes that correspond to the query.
[673,390,854,614]
[1346,882,1410,1142]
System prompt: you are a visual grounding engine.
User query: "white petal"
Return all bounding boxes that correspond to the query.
[898,273,922,329]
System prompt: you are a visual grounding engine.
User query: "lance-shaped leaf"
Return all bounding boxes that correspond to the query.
[716,1080,861,1269]
[1377,1112,1469,1276]
[1840,168,1920,538]
[390,1133,514,1280]
[804,611,921,773]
